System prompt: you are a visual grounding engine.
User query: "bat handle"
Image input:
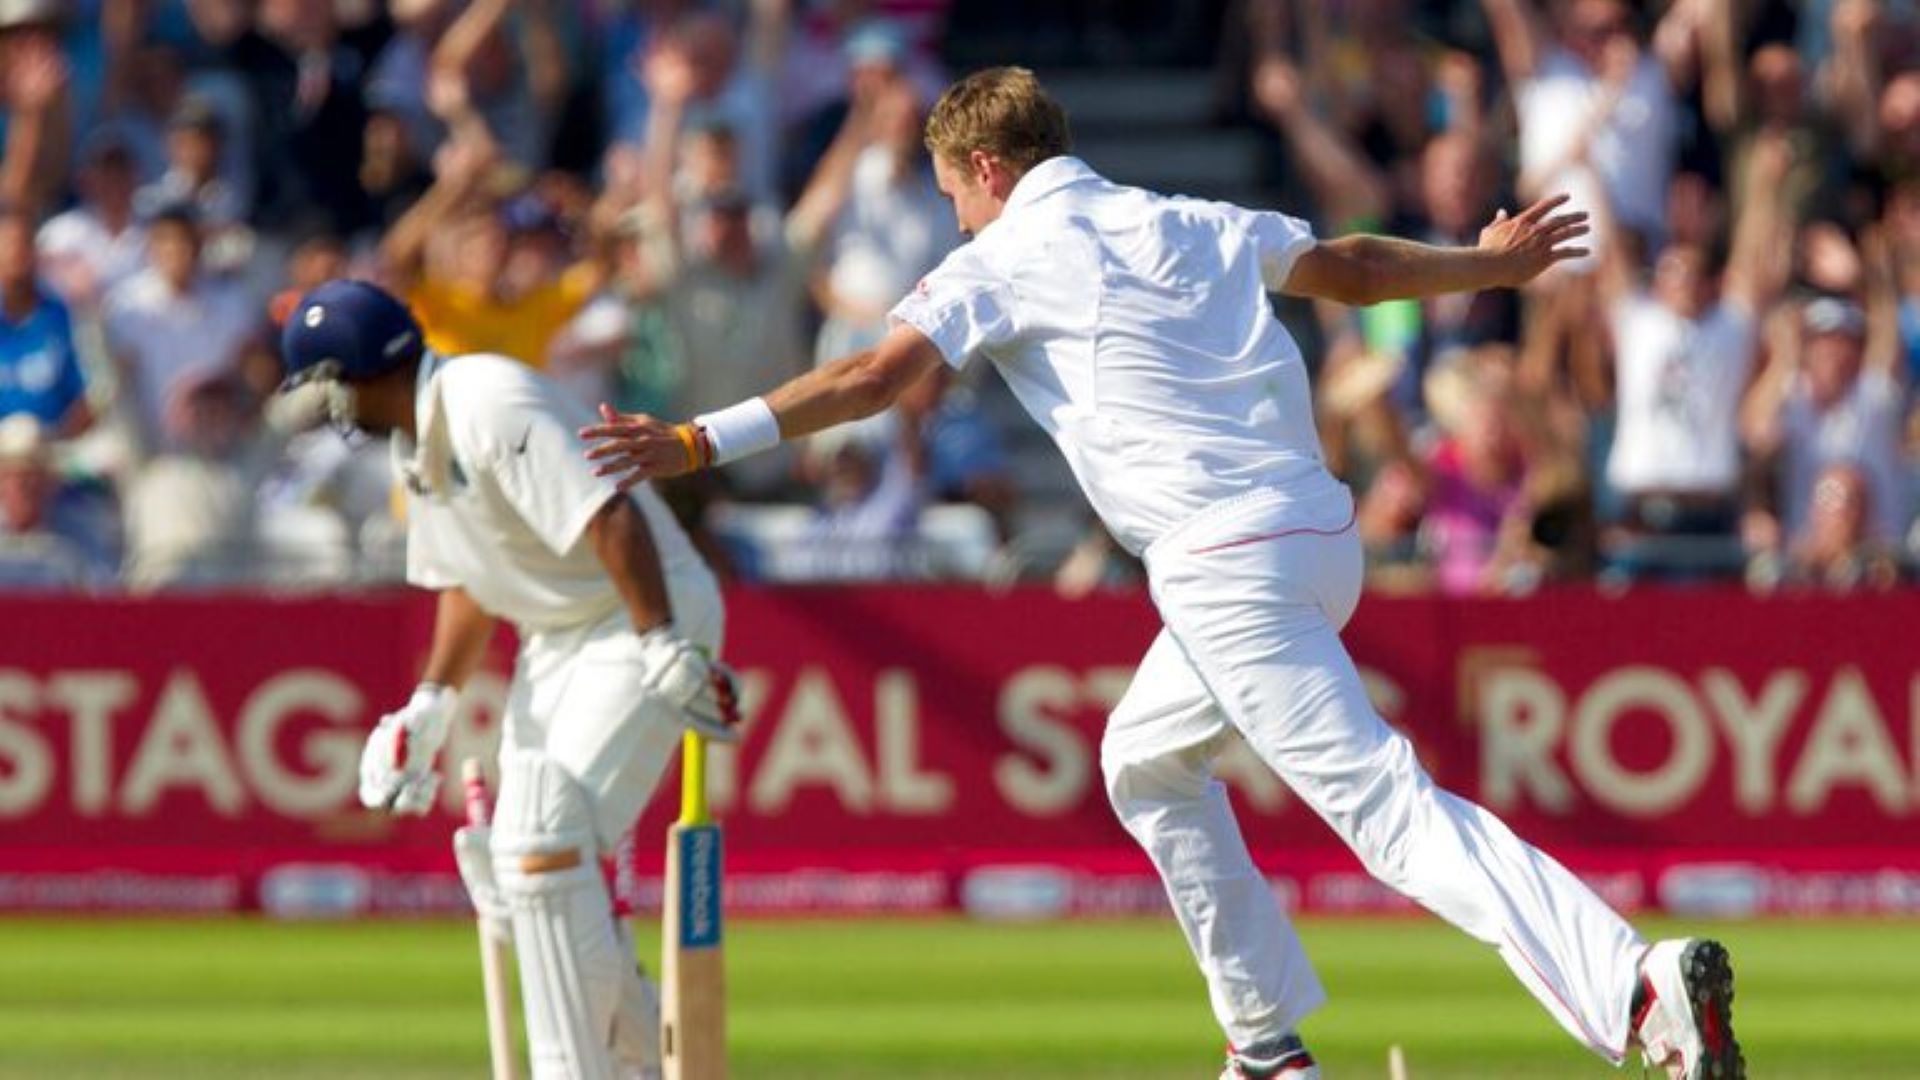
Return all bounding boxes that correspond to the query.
[461,757,492,828]
[678,732,710,826]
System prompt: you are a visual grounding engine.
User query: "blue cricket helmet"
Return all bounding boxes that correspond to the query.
[280,279,425,387]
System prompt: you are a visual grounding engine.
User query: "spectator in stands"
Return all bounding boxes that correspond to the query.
[787,418,927,580]
[1744,295,1912,554]
[0,14,70,216]
[1253,52,1511,425]
[96,39,190,183]
[1419,352,1534,595]
[1595,136,1795,575]
[0,413,114,588]
[364,0,456,160]
[267,229,350,333]
[1481,0,1689,248]
[812,74,958,362]
[1288,0,1462,208]
[416,0,564,172]
[133,95,248,231]
[185,0,389,236]
[622,39,862,492]
[779,8,948,138]
[1891,181,1920,385]
[37,131,146,309]
[0,206,91,437]
[1729,43,1848,225]
[1317,346,1428,587]
[103,204,265,454]
[595,0,698,148]
[633,9,780,202]
[897,362,1013,538]
[1821,0,1920,189]
[381,131,603,369]
[1751,461,1904,592]
[359,100,435,236]
[1880,71,1920,192]
[120,365,277,589]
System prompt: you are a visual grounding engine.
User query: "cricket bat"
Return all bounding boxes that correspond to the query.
[661,731,726,1080]
[459,758,519,1080]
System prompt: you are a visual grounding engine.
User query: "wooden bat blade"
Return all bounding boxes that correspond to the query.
[661,821,725,1080]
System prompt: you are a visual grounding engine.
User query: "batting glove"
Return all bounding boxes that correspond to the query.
[359,683,455,815]
[633,625,741,742]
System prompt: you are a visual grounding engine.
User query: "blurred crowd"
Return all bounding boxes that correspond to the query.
[1240,0,1920,595]
[0,0,1915,596]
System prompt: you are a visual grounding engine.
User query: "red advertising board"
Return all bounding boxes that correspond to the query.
[1,588,1916,917]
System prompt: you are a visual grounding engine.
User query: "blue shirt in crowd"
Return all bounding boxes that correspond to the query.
[0,288,87,426]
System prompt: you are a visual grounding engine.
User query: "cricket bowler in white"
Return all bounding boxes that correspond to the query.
[279,279,740,1080]
[580,68,1743,1080]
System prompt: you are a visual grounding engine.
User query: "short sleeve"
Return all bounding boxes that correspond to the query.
[403,528,461,591]
[470,377,622,556]
[1236,207,1318,292]
[887,248,1016,369]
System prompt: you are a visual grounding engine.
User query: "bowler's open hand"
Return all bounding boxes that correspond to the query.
[1478,194,1590,287]
[580,404,697,489]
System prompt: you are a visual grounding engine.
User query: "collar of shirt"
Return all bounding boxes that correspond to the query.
[996,156,1100,225]
[395,349,452,496]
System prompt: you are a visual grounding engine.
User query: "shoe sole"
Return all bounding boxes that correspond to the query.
[1681,939,1745,1080]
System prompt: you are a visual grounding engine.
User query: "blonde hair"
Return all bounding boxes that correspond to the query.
[923,66,1071,174]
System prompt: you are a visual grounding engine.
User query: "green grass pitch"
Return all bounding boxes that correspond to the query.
[0,916,1914,1078]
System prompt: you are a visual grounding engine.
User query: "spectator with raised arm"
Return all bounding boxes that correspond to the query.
[1744,292,1912,555]
[620,37,853,493]
[1254,51,1514,426]
[626,8,783,204]
[1595,135,1795,577]
[420,0,562,171]
[1481,0,1690,248]
[381,130,607,369]
[0,22,70,217]
[811,74,959,363]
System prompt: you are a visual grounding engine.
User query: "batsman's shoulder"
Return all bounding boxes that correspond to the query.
[437,354,566,448]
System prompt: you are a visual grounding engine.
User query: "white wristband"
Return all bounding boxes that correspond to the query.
[694,397,781,465]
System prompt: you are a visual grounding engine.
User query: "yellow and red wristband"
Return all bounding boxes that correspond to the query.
[672,422,715,471]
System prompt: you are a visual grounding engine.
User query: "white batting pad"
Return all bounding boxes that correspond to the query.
[611,918,664,1076]
[452,824,511,945]
[492,752,660,1080]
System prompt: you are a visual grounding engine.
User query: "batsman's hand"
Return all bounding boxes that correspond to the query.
[359,684,455,815]
[634,626,741,742]
[581,404,700,490]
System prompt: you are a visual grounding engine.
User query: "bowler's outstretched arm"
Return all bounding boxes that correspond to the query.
[1282,193,1588,305]
[580,323,946,487]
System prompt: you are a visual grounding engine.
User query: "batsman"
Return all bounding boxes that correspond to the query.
[279,279,739,1080]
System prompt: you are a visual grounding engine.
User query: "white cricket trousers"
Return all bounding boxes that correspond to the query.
[1104,480,1645,1062]
[505,585,725,848]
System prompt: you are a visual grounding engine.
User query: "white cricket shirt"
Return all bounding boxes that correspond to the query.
[397,352,712,632]
[1605,295,1755,496]
[889,156,1326,554]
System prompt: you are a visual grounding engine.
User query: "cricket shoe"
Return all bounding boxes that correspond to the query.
[1219,1034,1320,1079]
[1630,939,1744,1079]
